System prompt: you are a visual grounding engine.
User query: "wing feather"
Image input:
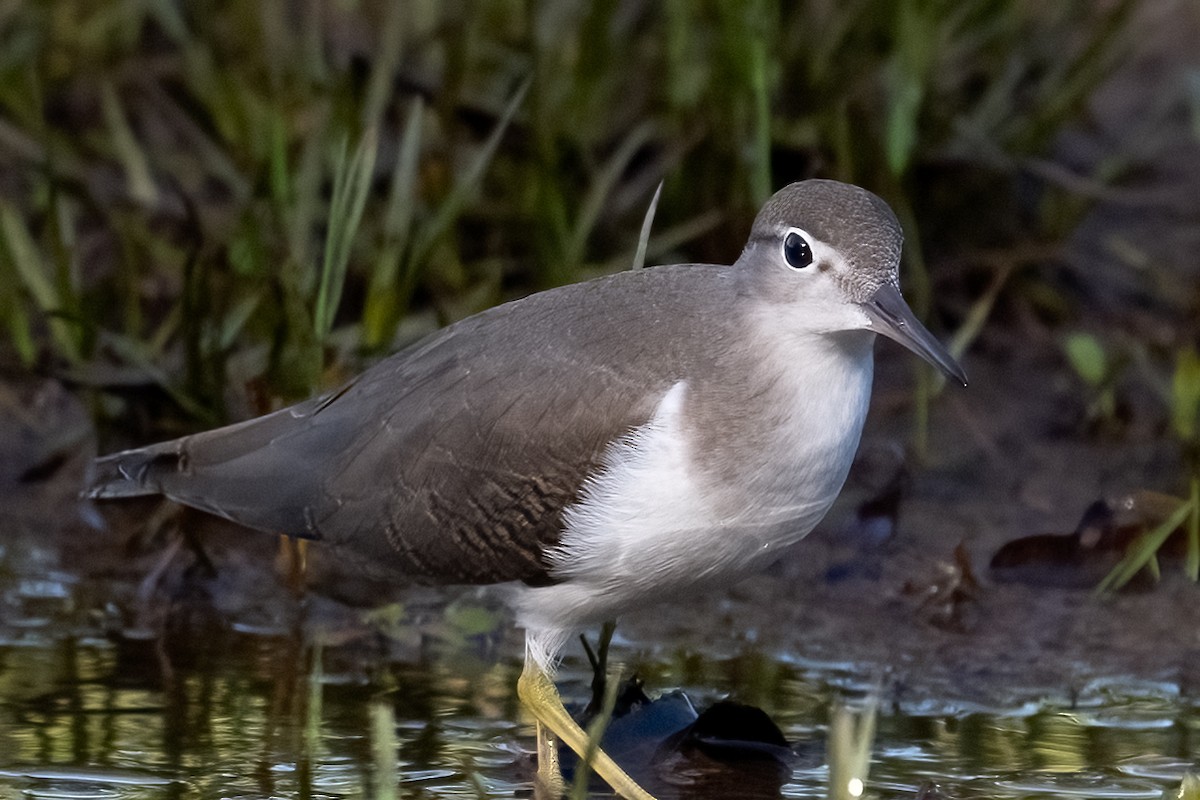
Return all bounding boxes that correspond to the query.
[86,264,738,585]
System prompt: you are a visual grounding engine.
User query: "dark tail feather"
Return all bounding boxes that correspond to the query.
[83,443,181,500]
[81,407,327,538]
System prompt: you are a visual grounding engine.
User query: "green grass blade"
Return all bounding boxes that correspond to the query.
[748,33,771,204]
[570,662,621,800]
[98,330,214,422]
[315,127,378,341]
[1171,347,1200,442]
[369,696,398,800]
[1171,771,1200,800]
[884,2,931,177]
[941,262,1015,391]
[383,98,424,242]
[887,192,933,458]
[100,81,158,207]
[287,107,328,273]
[409,79,529,269]
[569,121,656,270]
[631,181,663,271]
[267,107,290,209]
[601,208,723,274]
[0,202,81,362]
[304,643,323,778]
[828,692,878,800]
[1187,478,1200,582]
[1,289,36,365]
[1034,2,1134,145]
[1096,498,1196,593]
[144,0,190,41]
[1064,332,1108,388]
[218,290,264,351]
[361,2,405,130]
[363,97,424,348]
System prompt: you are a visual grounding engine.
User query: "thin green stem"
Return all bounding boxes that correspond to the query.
[1187,476,1200,581]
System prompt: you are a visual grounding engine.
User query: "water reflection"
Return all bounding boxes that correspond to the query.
[2,619,1198,799]
[1,561,1199,798]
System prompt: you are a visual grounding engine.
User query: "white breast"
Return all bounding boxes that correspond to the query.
[517,380,716,668]
[550,381,724,583]
[516,337,873,670]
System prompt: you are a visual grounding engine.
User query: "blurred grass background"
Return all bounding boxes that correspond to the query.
[0,0,1158,442]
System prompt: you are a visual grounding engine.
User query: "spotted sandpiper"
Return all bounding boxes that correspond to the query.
[85,179,966,800]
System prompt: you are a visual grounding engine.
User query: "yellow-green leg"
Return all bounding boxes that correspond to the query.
[534,717,565,797]
[517,654,656,800]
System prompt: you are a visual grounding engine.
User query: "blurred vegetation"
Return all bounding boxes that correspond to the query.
[1061,331,1125,434]
[1099,348,1200,590]
[0,0,1147,444]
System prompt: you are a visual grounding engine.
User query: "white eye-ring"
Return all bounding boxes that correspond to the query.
[782,228,815,270]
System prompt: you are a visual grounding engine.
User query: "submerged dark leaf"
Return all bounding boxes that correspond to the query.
[990,491,1188,590]
[560,681,795,799]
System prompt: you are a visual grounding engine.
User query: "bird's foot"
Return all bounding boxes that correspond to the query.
[517,659,656,800]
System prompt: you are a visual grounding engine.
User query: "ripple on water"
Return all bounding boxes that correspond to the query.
[20,786,122,800]
[443,716,521,733]
[309,758,359,793]
[1074,677,1181,707]
[0,769,172,788]
[992,774,1165,798]
[398,768,458,783]
[1115,754,1197,782]
[778,778,827,799]
[876,744,942,764]
[784,762,829,798]
[1074,700,1179,731]
[0,766,175,800]
[896,696,1047,719]
[870,776,928,795]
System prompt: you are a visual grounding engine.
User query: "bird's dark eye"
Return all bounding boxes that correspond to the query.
[783,231,813,270]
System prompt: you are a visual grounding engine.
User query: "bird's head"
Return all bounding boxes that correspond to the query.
[737,179,966,385]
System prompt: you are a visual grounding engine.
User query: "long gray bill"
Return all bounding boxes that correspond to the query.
[863,283,967,386]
